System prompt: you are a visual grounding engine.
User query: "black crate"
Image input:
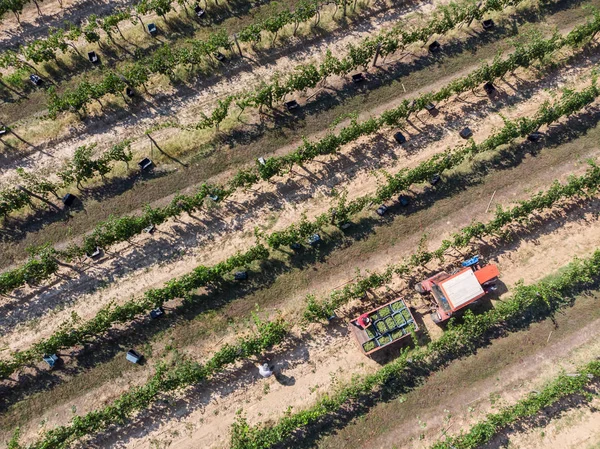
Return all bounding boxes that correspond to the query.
[126,349,143,364]
[459,127,473,139]
[234,271,248,281]
[139,158,153,170]
[482,19,495,30]
[30,74,43,86]
[398,196,409,207]
[150,307,165,319]
[88,51,99,64]
[308,234,321,246]
[285,100,299,111]
[86,247,102,259]
[394,132,406,144]
[483,81,496,95]
[527,132,543,142]
[62,193,76,206]
[428,41,441,53]
[352,73,365,83]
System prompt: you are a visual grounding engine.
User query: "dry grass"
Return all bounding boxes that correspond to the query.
[1,0,592,270]
[2,107,598,431]
[317,291,600,449]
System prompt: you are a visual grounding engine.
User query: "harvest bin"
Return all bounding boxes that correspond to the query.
[350,299,418,356]
[88,51,99,64]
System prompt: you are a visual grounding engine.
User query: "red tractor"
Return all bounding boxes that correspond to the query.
[415,256,499,324]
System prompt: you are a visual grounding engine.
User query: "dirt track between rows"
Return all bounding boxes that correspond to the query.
[1,53,596,355]
[0,0,438,185]
[3,69,600,446]
[12,184,600,449]
[0,0,134,47]
[2,2,600,447]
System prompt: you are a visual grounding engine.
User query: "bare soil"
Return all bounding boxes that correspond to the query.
[0,51,589,350]
[0,0,589,277]
[501,398,600,449]
[3,84,600,447]
[2,56,593,356]
[1,2,599,448]
[0,0,441,181]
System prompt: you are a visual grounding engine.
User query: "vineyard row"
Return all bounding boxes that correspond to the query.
[11,177,600,449]
[431,361,600,448]
[0,140,133,219]
[7,314,288,449]
[2,18,593,296]
[2,80,598,379]
[229,248,600,448]
[46,0,523,118]
[304,162,600,321]
[3,0,363,117]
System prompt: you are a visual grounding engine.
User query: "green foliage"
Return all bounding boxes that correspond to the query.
[229,249,600,448]
[19,316,288,449]
[1,34,597,357]
[1,20,598,352]
[304,161,600,321]
[186,0,543,130]
[0,244,58,294]
[0,245,270,378]
[0,140,133,222]
[432,360,600,448]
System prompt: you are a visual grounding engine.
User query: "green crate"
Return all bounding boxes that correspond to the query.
[391,329,404,341]
[384,316,396,331]
[365,326,377,339]
[378,306,392,318]
[390,300,405,312]
[401,308,412,322]
[362,339,378,352]
[375,320,388,334]
[393,313,406,327]
[376,334,392,346]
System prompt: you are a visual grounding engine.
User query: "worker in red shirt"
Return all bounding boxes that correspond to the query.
[356,313,372,330]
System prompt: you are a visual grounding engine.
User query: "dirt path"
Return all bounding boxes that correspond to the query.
[318,298,600,449]
[499,399,600,449]
[0,3,588,276]
[0,0,441,184]
[4,87,600,447]
[0,56,594,357]
[50,199,600,449]
[0,0,134,47]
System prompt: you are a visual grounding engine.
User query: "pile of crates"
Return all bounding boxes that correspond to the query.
[361,300,416,353]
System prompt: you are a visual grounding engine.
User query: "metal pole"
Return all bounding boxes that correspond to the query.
[372,43,382,67]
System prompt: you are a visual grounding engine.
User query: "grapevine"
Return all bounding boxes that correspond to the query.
[2,19,594,296]
[3,84,599,378]
[8,314,288,449]
[228,248,600,449]
[432,360,600,449]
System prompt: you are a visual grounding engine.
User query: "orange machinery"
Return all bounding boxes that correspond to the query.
[416,257,499,324]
